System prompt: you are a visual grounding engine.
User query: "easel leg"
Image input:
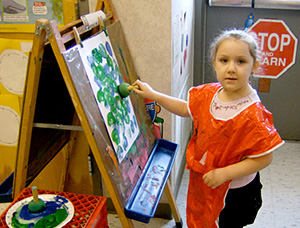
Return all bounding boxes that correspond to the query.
[165,179,183,228]
[13,20,48,198]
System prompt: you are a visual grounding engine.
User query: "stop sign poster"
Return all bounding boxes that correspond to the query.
[247,19,298,79]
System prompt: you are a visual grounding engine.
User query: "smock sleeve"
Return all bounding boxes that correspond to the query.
[188,83,222,120]
[188,87,199,119]
[242,103,284,159]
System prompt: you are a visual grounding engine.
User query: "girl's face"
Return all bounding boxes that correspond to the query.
[213,38,259,97]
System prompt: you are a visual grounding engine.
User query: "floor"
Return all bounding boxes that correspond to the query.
[1,141,299,227]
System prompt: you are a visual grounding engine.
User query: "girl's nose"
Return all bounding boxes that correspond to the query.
[227,61,236,73]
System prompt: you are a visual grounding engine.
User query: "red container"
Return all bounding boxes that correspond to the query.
[0,187,108,228]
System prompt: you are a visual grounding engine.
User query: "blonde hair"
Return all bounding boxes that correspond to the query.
[210,29,260,63]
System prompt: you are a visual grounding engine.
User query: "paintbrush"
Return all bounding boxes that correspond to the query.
[118,82,139,98]
[28,186,46,213]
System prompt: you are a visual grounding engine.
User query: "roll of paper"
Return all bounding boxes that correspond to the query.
[81,10,107,31]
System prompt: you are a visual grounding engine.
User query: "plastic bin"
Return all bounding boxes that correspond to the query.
[125,138,178,223]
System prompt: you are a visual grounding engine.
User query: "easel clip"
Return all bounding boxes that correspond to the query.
[98,16,108,36]
[73,26,83,48]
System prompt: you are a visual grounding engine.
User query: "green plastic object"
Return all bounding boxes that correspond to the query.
[28,198,46,213]
[28,186,46,213]
[118,82,131,98]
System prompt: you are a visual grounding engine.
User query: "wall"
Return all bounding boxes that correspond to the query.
[171,0,194,192]
[110,0,172,143]
[0,39,30,184]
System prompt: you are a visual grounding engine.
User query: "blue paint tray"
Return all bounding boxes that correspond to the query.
[124,138,178,223]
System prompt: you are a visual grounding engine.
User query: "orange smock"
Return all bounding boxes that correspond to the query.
[186,83,284,228]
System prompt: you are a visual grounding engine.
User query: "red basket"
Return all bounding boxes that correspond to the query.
[0,188,108,228]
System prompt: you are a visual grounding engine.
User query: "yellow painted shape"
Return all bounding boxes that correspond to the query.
[0,95,21,184]
[29,144,69,192]
[64,129,94,195]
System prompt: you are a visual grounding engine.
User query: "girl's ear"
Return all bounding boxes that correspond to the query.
[253,60,260,73]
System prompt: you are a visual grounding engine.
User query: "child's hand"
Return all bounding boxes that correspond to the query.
[132,80,157,100]
[203,169,227,189]
[132,79,189,117]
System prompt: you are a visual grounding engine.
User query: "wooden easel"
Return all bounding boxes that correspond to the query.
[13,1,182,227]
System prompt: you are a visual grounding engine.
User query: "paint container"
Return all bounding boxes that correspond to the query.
[124,139,178,223]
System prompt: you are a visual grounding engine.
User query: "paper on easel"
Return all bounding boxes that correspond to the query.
[77,31,140,163]
[81,10,106,31]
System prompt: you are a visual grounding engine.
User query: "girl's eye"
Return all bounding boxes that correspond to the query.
[219,58,227,63]
[238,59,246,64]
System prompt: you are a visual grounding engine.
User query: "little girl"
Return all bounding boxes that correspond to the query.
[132,29,284,228]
